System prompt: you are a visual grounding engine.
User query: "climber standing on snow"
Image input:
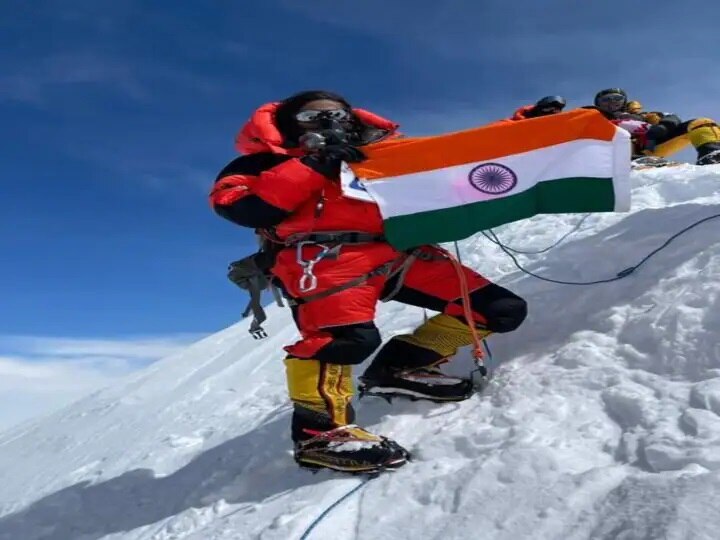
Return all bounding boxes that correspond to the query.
[210,90,527,473]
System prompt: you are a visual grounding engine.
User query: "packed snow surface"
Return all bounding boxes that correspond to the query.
[1,164,720,540]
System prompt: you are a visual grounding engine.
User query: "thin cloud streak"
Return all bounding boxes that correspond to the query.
[0,52,147,104]
[0,334,205,432]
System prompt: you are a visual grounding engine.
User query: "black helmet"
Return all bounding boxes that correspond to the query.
[535,95,567,110]
[594,88,627,107]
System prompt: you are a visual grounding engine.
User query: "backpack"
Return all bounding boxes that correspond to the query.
[227,234,284,339]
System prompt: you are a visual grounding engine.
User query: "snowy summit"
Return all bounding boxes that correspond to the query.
[1,164,720,539]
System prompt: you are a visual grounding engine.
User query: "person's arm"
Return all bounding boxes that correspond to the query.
[210,153,330,228]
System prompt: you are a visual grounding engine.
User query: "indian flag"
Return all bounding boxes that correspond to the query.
[349,109,631,250]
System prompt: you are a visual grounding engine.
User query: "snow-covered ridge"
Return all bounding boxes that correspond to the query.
[1,164,720,540]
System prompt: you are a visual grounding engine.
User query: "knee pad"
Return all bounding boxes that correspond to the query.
[688,118,720,149]
[314,322,382,365]
[469,284,528,333]
[482,297,528,332]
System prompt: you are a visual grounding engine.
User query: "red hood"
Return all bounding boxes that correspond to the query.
[235,102,400,155]
[511,104,535,121]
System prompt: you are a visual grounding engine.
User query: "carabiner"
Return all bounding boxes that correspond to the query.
[298,271,318,293]
[296,241,331,293]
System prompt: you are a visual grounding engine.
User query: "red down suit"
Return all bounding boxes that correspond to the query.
[210,102,527,440]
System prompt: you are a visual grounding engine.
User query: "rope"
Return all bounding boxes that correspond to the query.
[483,212,720,286]
[449,242,484,356]
[481,214,590,255]
[299,478,372,540]
[443,248,485,361]
[294,212,720,540]
[381,253,418,302]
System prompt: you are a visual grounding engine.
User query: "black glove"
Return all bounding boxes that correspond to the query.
[321,144,366,163]
[301,143,366,178]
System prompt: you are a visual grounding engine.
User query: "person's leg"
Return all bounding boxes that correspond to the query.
[645,115,690,158]
[687,118,720,165]
[283,282,381,441]
[361,249,526,399]
[279,276,409,471]
[374,282,527,371]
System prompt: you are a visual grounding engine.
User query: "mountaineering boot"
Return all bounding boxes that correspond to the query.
[358,314,484,403]
[294,424,410,473]
[358,363,475,403]
[688,118,720,165]
[290,403,408,474]
[697,146,720,165]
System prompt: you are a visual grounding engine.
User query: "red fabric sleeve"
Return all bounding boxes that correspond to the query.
[250,158,327,212]
[511,105,535,121]
[209,174,253,206]
[210,158,327,211]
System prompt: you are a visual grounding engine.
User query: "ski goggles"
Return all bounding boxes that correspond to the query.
[596,93,625,105]
[295,108,351,123]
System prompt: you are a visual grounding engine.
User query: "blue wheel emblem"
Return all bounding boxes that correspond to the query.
[468,163,517,194]
[350,177,367,191]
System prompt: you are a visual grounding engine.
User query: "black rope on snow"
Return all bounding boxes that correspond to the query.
[299,477,372,540]
[484,213,720,286]
[297,213,717,538]
[296,215,719,540]
[483,214,590,255]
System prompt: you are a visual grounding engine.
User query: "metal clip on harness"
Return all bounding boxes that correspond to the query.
[296,241,332,293]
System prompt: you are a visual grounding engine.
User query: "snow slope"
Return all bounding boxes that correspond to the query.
[1,164,720,540]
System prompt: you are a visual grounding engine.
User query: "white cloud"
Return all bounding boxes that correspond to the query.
[0,52,147,104]
[0,334,204,433]
[0,49,222,105]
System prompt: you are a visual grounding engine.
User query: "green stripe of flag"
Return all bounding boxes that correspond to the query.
[383,177,616,250]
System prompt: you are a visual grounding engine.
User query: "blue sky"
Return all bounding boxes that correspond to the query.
[1,0,719,428]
